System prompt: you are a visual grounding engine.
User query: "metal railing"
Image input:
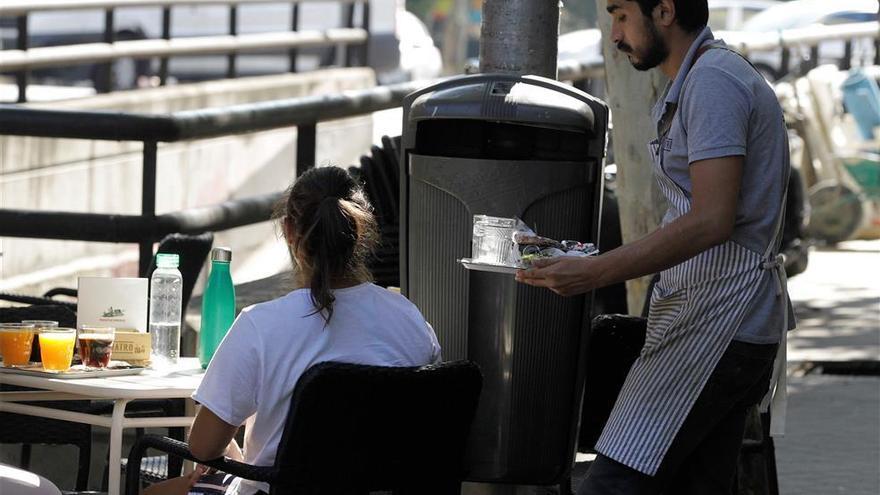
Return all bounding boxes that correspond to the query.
[0,80,420,276]
[719,21,880,76]
[0,0,370,102]
[0,21,876,280]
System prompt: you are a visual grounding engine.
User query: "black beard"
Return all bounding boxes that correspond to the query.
[631,18,669,71]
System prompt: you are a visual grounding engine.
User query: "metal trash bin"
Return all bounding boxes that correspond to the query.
[399,73,609,486]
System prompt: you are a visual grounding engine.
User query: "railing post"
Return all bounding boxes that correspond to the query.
[228,4,239,79]
[840,40,852,71]
[296,123,317,177]
[343,2,356,67]
[361,0,371,67]
[15,15,28,103]
[139,141,158,277]
[809,45,819,71]
[289,2,300,72]
[780,47,791,77]
[159,7,172,86]
[97,8,116,93]
[875,36,880,66]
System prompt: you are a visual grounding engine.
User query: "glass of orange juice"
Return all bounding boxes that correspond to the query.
[22,320,58,364]
[39,328,76,372]
[0,323,36,366]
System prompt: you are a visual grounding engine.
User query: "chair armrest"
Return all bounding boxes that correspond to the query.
[125,434,277,495]
[43,287,78,299]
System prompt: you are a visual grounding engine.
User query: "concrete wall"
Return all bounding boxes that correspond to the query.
[0,68,376,298]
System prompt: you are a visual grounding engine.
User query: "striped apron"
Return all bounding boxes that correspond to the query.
[594,47,790,476]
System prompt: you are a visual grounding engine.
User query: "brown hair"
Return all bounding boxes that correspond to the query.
[276,166,378,324]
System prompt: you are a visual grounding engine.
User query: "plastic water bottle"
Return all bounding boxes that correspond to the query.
[199,247,235,369]
[149,253,182,367]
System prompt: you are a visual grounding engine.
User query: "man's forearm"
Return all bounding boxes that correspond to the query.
[594,208,732,288]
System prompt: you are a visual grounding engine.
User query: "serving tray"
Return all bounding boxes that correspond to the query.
[0,362,146,379]
[458,258,523,275]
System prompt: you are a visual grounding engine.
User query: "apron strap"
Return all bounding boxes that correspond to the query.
[657,43,764,141]
[759,133,792,437]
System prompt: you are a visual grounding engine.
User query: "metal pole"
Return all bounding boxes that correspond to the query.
[140,141,158,277]
[809,45,819,71]
[840,40,852,71]
[876,2,880,66]
[361,0,371,68]
[289,2,300,72]
[98,8,115,93]
[227,4,238,79]
[159,6,171,85]
[296,123,317,177]
[15,15,28,103]
[781,48,791,77]
[343,2,356,67]
[479,0,560,78]
[875,36,880,66]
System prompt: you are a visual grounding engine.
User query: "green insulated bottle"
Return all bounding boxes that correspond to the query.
[199,247,235,369]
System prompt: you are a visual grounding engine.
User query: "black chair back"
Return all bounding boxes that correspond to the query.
[271,360,482,494]
[578,314,646,451]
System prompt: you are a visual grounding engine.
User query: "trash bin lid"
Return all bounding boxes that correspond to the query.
[408,77,595,134]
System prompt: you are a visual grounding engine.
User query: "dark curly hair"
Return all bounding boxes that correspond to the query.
[628,0,708,33]
[276,166,378,324]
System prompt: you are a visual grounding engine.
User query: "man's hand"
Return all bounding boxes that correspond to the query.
[515,256,603,296]
[515,156,744,296]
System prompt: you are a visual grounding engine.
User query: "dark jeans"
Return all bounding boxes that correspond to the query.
[578,339,778,495]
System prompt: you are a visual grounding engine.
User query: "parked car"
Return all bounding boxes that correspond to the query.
[390,9,443,83]
[721,0,879,80]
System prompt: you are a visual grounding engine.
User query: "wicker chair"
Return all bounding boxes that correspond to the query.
[126,360,483,495]
[0,305,91,491]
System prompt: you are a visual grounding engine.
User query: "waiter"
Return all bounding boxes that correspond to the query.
[516,0,794,493]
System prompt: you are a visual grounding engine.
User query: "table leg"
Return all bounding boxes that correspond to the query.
[108,399,131,495]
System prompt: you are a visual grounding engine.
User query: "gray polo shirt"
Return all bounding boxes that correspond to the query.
[651,26,794,343]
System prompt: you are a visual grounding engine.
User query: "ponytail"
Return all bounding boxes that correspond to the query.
[276,167,378,324]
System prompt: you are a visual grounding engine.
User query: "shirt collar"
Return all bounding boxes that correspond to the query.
[663,25,716,107]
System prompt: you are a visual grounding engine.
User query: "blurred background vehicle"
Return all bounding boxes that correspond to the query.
[708,0,780,30]
[0,0,442,89]
[554,0,782,77]
[393,8,443,82]
[721,0,879,80]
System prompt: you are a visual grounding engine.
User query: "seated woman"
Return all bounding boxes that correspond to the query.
[146,166,441,495]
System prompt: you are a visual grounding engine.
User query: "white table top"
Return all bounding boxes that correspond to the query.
[0,358,205,400]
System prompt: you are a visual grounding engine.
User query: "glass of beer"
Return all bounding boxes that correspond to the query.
[0,323,36,366]
[39,328,76,372]
[78,326,116,368]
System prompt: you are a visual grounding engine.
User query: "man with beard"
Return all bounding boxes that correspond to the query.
[516,0,794,493]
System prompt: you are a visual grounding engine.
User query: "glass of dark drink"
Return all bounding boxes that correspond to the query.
[78,326,116,368]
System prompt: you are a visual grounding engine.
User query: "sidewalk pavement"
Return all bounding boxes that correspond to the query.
[774,240,880,495]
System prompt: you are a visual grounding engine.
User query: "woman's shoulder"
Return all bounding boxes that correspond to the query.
[360,284,421,310]
[237,290,312,328]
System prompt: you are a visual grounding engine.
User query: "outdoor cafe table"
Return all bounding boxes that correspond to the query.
[0,358,204,495]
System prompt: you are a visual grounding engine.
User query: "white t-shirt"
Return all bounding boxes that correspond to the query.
[192,282,441,495]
